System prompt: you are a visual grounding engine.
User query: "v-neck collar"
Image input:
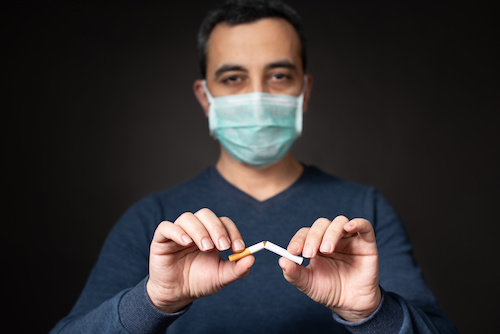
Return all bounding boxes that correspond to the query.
[207,165,311,211]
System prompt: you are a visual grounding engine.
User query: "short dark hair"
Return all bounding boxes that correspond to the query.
[197,0,307,78]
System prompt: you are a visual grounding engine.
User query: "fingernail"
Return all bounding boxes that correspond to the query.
[320,240,333,253]
[233,239,245,251]
[303,245,314,258]
[181,234,192,245]
[201,238,214,251]
[219,237,230,250]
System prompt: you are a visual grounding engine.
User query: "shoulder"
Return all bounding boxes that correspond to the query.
[303,165,377,197]
[150,167,216,206]
[300,165,388,222]
[124,167,217,224]
[101,167,218,251]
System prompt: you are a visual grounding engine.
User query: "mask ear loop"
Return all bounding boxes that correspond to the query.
[295,75,307,137]
[201,80,218,138]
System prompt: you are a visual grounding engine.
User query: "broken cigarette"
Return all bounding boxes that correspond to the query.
[228,240,304,265]
[264,241,304,265]
[228,241,266,261]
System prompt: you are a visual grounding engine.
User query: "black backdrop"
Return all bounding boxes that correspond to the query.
[2,1,498,332]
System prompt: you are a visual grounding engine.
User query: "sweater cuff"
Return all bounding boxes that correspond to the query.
[118,277,190,334]
[332,288,403,333]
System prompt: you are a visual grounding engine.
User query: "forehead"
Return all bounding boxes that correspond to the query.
[206,18,302,72]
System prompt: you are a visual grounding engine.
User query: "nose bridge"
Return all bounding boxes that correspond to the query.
[250,77,269,94]
[246,66,267,93]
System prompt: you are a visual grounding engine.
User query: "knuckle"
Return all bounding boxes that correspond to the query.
[291,227,309,242]
[297,227,310,234]
[194,208,228,237]
[219,216,231,224]
[332,215,349,226]
[293,228,310,241]
[158,220,171,226]
[157,220,173,231]
[219,217,238,231]
[313,217,331,226]
[176,211,195,223]
[194,207,214,221]
[307,218,331,239]
[305,233,322,244]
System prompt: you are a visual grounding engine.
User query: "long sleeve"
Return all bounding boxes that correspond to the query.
[51,167,457,333]
[50,195,185,333]
[331,189,457,333]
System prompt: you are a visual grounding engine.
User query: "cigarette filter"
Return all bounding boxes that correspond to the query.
[228,241,266,261]
[264,241,304,265]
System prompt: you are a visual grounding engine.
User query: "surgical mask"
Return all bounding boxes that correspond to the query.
[202,79,306,168]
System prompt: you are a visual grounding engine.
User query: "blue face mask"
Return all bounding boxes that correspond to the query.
[202,80,305,169]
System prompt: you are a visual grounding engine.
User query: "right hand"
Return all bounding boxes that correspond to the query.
[146,208,254,313]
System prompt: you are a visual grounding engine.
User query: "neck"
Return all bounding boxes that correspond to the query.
[216,149,304,202]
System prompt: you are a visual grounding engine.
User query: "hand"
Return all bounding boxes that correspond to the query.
[147,208,254,313]
[279,216,381,322]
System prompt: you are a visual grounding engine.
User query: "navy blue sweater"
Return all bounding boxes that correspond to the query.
[51,166,457,333]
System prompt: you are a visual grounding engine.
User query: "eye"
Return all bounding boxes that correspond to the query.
[222,75,243,84]
[270,72,290,82]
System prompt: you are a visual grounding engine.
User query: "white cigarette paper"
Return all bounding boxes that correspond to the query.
[228,241,266,261]
[264,241,304,265]
[248,241,266,254]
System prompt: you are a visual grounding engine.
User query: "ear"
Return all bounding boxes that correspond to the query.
[193,79,210,117]
[302,74,313,113]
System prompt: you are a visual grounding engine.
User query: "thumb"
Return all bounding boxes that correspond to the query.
[279,257,309,291]
[219,255,255,286]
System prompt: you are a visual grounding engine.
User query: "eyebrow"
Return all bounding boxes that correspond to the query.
[214,64,247,80]
[213,59,298,80]
[265,60,297,72]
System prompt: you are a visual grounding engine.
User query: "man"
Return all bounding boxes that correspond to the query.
[52,0,457,333]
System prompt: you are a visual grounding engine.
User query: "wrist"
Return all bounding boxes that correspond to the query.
[146,278,193,314]
[332,286,382,323]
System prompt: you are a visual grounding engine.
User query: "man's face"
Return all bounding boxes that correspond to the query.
[204,18,305,97]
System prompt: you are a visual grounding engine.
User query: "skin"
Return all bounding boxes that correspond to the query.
[194,17,313,202]
[147,18,381,322]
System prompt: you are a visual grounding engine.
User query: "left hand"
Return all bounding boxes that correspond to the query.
[279,215,381,322]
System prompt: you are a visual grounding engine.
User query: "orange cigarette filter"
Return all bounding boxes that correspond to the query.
[228,241,266,261]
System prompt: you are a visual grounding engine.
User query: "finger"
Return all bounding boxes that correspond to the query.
[151,220,193,254]
[278,257,309,292]
[194,208,232,251]
[219,216,245,252]
[320,215,350,254]
[219,254,255,286]
[287,227,309,255]
[303,218,331,258]
[344,218,376,243]
[176,211,215,251]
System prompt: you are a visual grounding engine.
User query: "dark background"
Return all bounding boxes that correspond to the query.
[2,0,498,332]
